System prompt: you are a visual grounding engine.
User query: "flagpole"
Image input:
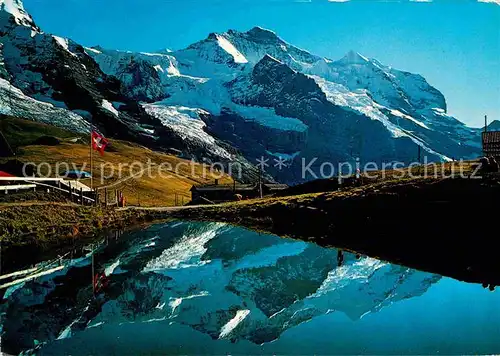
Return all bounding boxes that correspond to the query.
[90,124,93,192]
[91,243,95,296]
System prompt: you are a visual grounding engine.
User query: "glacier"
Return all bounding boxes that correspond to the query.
[0,77,90,133]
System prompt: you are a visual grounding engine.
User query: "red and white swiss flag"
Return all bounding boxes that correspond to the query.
[92,131,109,156]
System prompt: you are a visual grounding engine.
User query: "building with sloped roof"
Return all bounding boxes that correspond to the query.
[482,131,500,159]
[190,182,288,203]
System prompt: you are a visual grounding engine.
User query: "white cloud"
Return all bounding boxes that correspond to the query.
[478,0,500,4]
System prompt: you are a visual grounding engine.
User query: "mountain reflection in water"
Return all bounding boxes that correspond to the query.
[1,221,499,355]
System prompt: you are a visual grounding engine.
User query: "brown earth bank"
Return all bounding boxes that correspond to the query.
[170,176,500,286]
[0,203,164,273]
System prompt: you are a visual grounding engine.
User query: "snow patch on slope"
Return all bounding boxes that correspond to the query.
[266,151,301,162]
[478,0,500,4]
[0,0,37,29]
[84,46,101,54]
[101,99,119,117]
[216,35,248,64]
[389,108,430,130]
[105,260,121,277]
[313,75,407,138]
[143,223,225,271]
[312,258,387,298]
[0,78,90,133]
[169,292,210,314]
[52,36,77,57]
[228,103,308,132]
[219,310,250,339]
[143,104,233,159]
[313,75,450,160]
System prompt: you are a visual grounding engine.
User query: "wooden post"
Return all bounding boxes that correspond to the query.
[258,167,263,199]
[91,244,95,296]
[105,188,108,206]
[80,187,83,205]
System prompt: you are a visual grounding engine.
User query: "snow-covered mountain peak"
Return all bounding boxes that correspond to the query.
[0,0,38,31]
[320,49,448,113]
[259,53,285,67]
[208,27,321,69]
[338,50,370,65]
[244,26,281,43]
[179,32,250,70]
[251,54,297,83]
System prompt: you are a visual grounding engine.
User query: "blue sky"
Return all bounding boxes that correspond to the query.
[25,0,499,127]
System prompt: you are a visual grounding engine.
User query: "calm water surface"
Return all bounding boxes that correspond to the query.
[1,221,499,355]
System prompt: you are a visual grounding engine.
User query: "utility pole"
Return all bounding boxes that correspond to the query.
[485,115,488,133]
[258,167,263,199]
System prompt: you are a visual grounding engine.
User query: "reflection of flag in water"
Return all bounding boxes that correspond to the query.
[93,273,109,293]
[92,131,109,156]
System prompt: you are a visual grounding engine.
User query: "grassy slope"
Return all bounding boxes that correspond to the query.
[0,115,79,148]
[0,117,232,206]
[0,203,162,272]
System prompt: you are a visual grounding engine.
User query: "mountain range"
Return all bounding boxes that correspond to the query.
[0,0,482,183]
